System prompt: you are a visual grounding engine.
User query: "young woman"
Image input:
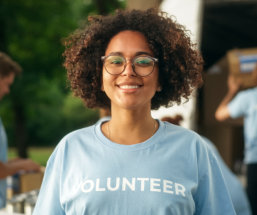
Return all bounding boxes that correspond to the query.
[33,9,236,215]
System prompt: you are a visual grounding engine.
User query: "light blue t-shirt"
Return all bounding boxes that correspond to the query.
[228,87,257,164]
[33,119,236,215]
[0,117,8,208]
[202,137,252,215]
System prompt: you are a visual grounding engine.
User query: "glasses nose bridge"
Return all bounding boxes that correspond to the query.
[124,57,134,66]
[123,57,136,74]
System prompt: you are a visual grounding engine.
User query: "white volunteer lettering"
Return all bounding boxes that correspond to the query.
[163,179,174,194]
[122,177,136,191]
[150,178,161,192]
[96,178,106,191]
[175,183,186,197]
[80,177,186,197]
[107,177,120,191]
[137,178,149,191]
[81,179,94,193]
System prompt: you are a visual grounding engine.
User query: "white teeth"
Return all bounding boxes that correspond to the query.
[119,85,139,89]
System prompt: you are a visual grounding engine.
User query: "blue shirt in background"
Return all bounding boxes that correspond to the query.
[228,87,257,164]
[0,117,8,208]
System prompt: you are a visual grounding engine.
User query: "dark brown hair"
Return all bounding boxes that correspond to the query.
[0,52,22,78]
[63,8,203,110]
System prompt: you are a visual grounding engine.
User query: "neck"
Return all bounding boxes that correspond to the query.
[103,106,158,145]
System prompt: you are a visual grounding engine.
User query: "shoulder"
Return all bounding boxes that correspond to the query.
[159,122,221,175]
[62,125,95,143]
[245,86,257,93]
[57,117,110,150]
[45,121,101,168]
[51,120,102,156]
[229,87,257,112]
[162,121,203,140]
[235,87,257,99]
[160,121,207,151]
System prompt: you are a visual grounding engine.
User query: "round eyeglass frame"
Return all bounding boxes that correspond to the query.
[101,55,158,77]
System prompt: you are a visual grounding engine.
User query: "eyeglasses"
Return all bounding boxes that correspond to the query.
[101,54,158,77]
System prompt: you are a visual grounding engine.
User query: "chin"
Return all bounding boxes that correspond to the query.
[116,100,151,111]
[119,104,139,110]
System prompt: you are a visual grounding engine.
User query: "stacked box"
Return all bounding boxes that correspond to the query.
[226,47,257,89]
[7,170,44,199]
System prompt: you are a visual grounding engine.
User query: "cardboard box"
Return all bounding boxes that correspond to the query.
[221,47,257,89]
[19,171,44,193]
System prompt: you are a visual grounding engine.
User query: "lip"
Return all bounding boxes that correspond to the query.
[116,82,143,92]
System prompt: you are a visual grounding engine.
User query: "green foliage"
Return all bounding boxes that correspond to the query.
[62,93,99,134]
[0,0,125,148]
[28,147,54,166]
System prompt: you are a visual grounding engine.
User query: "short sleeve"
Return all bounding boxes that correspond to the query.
[32,143,65,215]
[193,138,236,215]
[228,91,249,118]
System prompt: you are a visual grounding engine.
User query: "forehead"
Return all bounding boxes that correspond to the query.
[105,30,153,56]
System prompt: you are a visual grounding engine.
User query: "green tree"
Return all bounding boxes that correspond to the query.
[0,0,125,157]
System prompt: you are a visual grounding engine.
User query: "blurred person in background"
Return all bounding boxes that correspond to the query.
[33,9,236,214]
[162,115,252,215]
[215,67,257,215]
[0,52,41,209]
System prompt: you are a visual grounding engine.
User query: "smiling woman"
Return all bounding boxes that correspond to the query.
[33,9,237,215]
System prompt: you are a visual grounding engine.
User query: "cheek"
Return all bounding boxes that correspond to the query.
[101,71,113,92]
[153,69,160,90]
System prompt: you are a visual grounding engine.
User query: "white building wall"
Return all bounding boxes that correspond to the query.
[151,0,203,129]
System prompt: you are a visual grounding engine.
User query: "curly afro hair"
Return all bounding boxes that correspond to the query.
[63,8,203,110]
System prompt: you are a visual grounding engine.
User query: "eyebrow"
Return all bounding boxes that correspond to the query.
[108,51,154,57]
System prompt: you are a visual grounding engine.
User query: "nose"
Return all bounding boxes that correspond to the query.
[122,61,137,76]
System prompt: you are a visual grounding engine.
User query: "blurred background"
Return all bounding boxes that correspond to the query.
[1,0,257,170]
[0,0,126,165]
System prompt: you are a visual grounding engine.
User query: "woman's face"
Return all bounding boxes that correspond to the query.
[102,30,160,111]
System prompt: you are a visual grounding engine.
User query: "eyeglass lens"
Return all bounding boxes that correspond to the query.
[103,55,155,76]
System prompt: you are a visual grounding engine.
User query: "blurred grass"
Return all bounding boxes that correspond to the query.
[8,147,55,166]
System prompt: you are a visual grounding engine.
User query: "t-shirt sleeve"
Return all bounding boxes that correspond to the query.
[33,142,65,215]
[193,137,236,215]
[228,91,249,118]
[201,137,251,215]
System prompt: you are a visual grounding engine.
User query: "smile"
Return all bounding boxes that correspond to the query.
[119,85,140,89]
